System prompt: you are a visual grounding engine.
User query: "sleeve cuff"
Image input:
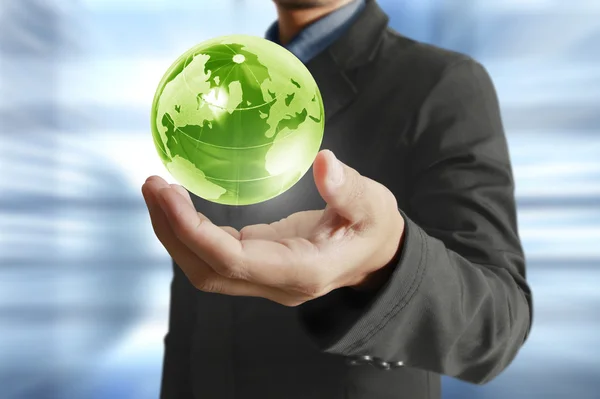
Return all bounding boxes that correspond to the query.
[297,209,427,356]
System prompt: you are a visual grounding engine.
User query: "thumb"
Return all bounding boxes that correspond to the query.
[313,150,392,225]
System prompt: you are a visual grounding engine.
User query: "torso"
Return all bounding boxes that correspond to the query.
[184,26,463,399]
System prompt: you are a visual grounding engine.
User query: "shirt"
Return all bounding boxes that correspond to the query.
[264,0,366,64]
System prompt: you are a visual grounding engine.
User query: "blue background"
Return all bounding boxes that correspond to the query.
[0,0,599,398]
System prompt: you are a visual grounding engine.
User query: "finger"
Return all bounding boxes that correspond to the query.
[144,181,296,302]
[156,186,245,274]
[168,184,244,241]
[220,225,241,239]
[143,179,211,282]
[143,180,207,267]
[169,184,216,225]
[313,150,394,226]
[142,176,170,208]
[171,184,193,206]
[240,223,280,240]
[269,210,324,239]
[165,182,218,226]
[157,186,315,288]
[144,175,171,193]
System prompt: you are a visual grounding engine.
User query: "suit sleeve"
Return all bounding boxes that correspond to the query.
[159,261,196,399]
[297,59,533,384]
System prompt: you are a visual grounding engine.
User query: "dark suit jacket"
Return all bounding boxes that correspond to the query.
[160,1,533,398]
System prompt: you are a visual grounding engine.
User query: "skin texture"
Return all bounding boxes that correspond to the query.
[272,0,354,44]
[142,150,405,306]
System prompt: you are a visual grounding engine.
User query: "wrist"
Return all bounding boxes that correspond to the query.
[350,209,406,292]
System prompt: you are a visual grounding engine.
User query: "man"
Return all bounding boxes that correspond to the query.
[142,0,533,398]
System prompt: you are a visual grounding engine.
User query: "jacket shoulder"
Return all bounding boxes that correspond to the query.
[375,28,477,90]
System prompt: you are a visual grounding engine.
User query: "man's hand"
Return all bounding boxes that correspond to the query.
[141,150,405,306]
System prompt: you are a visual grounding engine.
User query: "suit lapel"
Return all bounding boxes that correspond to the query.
[304,0,390,123]
[306,51,357,123]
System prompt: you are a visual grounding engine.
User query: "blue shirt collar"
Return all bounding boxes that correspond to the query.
[265,0,366,64]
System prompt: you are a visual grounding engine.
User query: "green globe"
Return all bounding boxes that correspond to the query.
[151,34,325,206]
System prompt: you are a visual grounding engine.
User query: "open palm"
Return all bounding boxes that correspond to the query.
[142,150,404,306]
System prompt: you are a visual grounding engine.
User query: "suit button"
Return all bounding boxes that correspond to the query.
[390,361,404,368]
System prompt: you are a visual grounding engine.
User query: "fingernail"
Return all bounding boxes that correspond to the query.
[328,151,344,186]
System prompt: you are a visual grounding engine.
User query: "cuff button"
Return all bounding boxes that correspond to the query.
[374,360,391,370]
[346,355,373,366]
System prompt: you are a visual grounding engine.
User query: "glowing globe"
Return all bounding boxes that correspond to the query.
[151,34,325,206]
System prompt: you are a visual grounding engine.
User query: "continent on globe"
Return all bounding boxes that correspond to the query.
[150,34,325,206]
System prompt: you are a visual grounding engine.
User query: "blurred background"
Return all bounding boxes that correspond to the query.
[0,0,599,398]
